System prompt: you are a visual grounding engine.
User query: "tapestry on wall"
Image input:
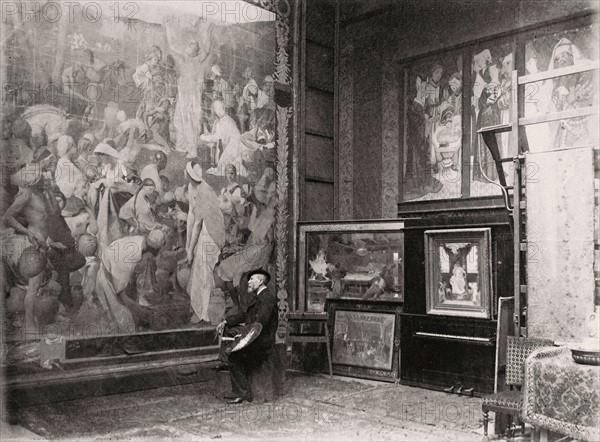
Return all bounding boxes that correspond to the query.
[1,1,292,351]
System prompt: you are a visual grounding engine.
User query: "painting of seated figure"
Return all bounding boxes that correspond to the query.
[425,228,492,319]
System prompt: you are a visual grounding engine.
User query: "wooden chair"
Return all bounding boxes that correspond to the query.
[482,336,554,437]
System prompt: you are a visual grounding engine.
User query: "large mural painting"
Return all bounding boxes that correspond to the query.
[1,0,292,349]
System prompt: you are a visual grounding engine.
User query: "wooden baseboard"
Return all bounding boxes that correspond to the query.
[6,353,220,408]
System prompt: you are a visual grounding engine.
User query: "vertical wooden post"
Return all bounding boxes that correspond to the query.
[511,69,522,337]
[513,157,522,336]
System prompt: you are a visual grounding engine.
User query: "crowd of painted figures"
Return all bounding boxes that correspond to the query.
[1,40,279,339]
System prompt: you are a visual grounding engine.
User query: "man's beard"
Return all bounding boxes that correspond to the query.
[247,285,254,293]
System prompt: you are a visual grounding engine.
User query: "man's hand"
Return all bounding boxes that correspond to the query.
[216,320,226,335]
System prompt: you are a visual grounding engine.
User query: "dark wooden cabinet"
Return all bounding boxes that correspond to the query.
[400,313,497,396]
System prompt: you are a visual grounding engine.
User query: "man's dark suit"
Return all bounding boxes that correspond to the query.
[223,286,278,402]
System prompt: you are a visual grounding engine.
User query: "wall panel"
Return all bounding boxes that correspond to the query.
[303,181,335,221]
[305,134,334,181]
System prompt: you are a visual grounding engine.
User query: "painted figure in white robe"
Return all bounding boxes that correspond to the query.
[164,18,213,158]
[202,100,246,177]
[90,143,134,246]
[185,162,225,324]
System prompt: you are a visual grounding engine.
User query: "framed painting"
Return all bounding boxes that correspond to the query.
[327,298,402,382]
[297,221,405,313]
[425,228,492,318]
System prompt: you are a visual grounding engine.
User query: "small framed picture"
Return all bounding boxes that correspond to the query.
[327,299,401,382]
[425,228,492,319]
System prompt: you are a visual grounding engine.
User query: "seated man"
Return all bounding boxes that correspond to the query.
[216,269,278,404]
